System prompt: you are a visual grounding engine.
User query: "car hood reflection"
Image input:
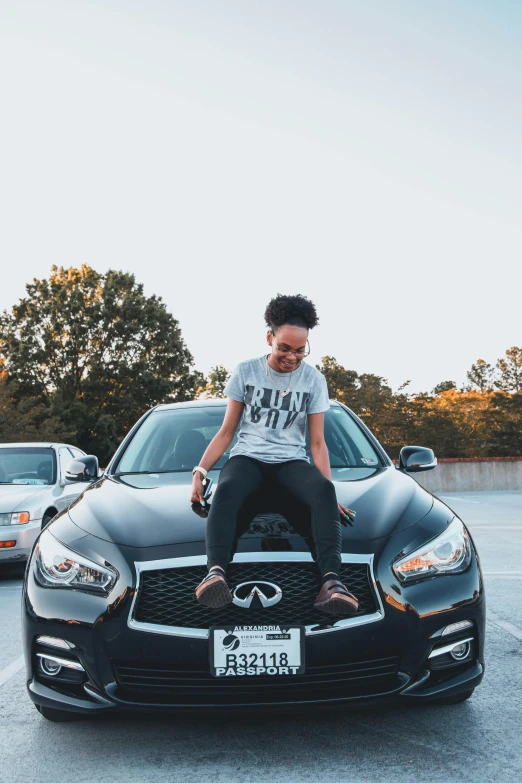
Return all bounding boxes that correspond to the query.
[65,468,433,548]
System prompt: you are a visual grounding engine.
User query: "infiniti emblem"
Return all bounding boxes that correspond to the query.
[232,581,283,609]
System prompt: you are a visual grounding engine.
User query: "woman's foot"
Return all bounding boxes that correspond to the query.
[194,568,233,609]
[313,579,359,616]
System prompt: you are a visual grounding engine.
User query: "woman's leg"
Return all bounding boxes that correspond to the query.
[205,456,265,572]
[274,460,342,576]
[274,460,358,615]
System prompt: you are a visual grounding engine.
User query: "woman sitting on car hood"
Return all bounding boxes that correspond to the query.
[191,293,358,615]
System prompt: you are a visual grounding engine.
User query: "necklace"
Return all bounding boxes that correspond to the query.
[265,356,301,398]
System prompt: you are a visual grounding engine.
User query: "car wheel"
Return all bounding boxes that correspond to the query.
[41,513,55,529]
[35,704,82,722]
[430,688,474,705]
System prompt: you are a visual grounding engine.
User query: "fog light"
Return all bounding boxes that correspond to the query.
[39,657,62,677]
[428,636,474,659]
[36,652,84,673]
[450,641,471,661]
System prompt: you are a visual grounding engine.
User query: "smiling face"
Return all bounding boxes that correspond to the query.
[267,324,309,373]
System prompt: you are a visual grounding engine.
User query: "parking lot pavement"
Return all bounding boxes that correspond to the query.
[1,491,521,783]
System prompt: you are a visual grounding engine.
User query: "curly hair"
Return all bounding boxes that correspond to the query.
[264,294,319,332]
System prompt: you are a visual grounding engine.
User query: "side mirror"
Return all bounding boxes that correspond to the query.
[399,446,437,473]
[65,455,99,483]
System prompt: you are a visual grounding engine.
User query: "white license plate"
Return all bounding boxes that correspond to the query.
[210,625,305,677]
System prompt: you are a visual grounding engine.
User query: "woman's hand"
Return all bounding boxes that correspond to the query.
[338,502,356,527]
[191,473,205,504]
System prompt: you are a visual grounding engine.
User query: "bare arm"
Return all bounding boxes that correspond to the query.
[308,413,331,480]
[308,413,355,524]
[190,399,244,503]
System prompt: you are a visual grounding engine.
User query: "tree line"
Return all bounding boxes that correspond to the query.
[1,266,520,462]
[203,352,522,460]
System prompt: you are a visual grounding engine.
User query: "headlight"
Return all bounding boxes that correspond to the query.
[34,529,118,595]
[393,518,471,583]
[0,512,30,525]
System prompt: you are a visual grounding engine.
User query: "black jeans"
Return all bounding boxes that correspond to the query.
[206,456,342,576]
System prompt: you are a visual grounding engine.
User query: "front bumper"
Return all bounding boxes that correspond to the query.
[0,521,40,562]
[23,547,485,714]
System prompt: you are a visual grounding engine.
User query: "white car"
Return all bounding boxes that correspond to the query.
[0,442,87,564]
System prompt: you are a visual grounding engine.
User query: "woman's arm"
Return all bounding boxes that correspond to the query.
[191,399,244,503]
[308,412,355,524]
[308,413,331,480]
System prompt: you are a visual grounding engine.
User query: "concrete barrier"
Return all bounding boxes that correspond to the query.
[411,457,522,492]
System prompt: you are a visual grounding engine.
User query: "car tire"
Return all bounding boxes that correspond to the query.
[41,512,56,529]
[35,704,83,722]
[430,688,474,705]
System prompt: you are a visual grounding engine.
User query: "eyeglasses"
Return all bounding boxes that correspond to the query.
[271,336,310,358]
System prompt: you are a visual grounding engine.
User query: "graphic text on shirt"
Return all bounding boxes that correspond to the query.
[244,386,310,430]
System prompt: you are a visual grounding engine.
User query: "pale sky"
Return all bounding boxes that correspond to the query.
[1,0,520,393]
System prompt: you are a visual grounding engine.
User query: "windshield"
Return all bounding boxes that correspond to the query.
[0,447,56,485]
[115,405,382,475]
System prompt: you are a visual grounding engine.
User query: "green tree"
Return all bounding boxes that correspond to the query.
[496,347,522,393]
[486,392,522,456]
[0,361,70,443]
[0,265,203,462]
[317,356,408,457]
[405,392,465,457]
[466,358,495,392]
[202,365,230,398]
[433,380,456,394]
[316,356,358,407]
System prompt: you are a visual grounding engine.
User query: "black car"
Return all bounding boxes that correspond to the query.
[22,400,485,721]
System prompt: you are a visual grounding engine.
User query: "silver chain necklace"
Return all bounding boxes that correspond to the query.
[265,355,302,398]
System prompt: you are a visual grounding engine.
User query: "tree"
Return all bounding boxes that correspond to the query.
[486,392,522,456]
[0,265,203,462]
[317,357,407,457]
[201,365,230,399]
[0,361,70,443]
[496,347,522,393]
[466,359,495,392]
[433,380,456,395]
[406,391,466,458]
[316,356,358,406]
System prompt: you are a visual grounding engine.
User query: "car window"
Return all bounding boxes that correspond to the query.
[0,448,57,485]
[58,448,75,478]
[114,405,381,475]
[318,407,381,468]
[116,407,236,474]
[68,448,85,460]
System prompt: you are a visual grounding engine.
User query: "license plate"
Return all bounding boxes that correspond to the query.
[210,625,305,677]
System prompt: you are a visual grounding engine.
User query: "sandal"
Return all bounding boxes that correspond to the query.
[313,579,359,616]
[194,569,233,609]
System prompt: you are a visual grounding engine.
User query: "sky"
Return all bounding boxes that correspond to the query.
[1,0,520,393]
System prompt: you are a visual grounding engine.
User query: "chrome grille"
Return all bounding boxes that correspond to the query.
[133,560,378,631]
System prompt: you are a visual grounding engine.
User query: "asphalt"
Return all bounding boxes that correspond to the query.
[0,491,521,783]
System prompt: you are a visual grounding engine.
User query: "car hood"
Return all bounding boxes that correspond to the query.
[0,484,49,513]
[66,468,433,548]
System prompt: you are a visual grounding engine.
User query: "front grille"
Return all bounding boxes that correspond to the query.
[114,655,400,705]
[133,561,378,630]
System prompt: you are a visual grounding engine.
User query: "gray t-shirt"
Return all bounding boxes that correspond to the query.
[224,356,330,463]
